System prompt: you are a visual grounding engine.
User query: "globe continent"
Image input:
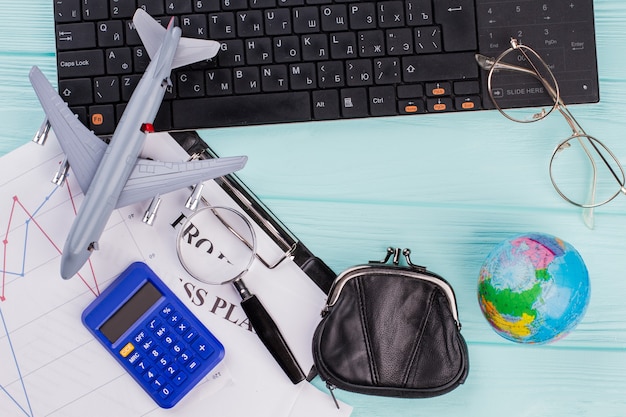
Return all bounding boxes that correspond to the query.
[478,233,590,344]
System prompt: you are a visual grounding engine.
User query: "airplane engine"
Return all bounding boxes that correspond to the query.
[142,195,162,225]
[185,183,204,211]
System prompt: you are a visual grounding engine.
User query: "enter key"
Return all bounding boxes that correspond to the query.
[434,0,477,52]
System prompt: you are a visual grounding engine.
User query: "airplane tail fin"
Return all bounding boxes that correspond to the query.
[133,9,221,69]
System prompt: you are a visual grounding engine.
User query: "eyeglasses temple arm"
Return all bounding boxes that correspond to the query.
[476,53,597,227]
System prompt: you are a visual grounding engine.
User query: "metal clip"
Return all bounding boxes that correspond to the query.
[402,248,427,272]
[370,247,427,271]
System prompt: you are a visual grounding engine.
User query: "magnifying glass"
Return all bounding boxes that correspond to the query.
[176,206,305,384]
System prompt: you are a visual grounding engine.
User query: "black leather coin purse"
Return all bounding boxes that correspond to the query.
[311,248,469,404]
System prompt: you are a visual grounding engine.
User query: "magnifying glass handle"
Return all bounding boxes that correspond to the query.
[240,294,306,384]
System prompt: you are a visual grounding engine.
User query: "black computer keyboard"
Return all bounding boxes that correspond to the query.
[53,0,599,135]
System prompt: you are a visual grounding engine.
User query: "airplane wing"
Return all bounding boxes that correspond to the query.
[133,9,220,69]
[115,155,248,208]
[29,66,107,193]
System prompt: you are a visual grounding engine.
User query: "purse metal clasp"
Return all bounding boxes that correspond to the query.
[370,247,427,272]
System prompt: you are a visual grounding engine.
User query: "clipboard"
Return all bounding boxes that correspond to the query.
[170,131,337,295]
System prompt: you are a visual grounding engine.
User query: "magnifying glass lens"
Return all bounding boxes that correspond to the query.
[176,206,256,285]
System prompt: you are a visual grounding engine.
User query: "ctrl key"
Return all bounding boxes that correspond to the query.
[399,99,425,115]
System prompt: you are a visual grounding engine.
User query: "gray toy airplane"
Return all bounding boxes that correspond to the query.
[29,9,247,279]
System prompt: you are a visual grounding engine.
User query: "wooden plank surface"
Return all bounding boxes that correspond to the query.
[1,1,626,416]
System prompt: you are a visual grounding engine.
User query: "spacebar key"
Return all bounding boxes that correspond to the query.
[172,92,312,129]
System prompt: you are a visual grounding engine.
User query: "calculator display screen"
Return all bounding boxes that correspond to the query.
[100,282,162,343]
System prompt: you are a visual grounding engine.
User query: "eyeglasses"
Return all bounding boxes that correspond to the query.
[475,38,625,228]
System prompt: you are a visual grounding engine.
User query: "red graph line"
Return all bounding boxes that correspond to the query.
[1,180,101,301]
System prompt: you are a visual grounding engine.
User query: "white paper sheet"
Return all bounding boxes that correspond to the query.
[0,132,352,417]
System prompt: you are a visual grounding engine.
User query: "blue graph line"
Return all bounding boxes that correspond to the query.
[1,185,60,278]
[0,184,61,416]
[0,306,34,417]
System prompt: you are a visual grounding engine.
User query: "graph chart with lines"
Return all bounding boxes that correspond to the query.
[0,133,338,417]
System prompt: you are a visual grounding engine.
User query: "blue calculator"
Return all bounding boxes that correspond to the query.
[82,262,225,408]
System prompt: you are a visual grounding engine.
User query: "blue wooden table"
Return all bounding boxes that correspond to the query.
[2,1,626,416]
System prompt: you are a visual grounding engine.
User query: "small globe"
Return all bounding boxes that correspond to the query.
[478,233,590,344]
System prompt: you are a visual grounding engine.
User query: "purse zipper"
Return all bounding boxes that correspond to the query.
[326,382,340,409]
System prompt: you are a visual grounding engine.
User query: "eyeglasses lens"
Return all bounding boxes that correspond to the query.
[488,45,559,123]
[550,135,625,207]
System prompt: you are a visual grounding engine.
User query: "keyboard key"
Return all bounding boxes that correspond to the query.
[433,0,477,52]
[414,26,441,53]
[312,90,340,119]
[368,86,396,116]
[172,92,311,128]
[56,23,96,50]
[88,104,116,134]
[377,1,405,28]
[260,65,288,91]
[82,0,108,20]
[293,7,321,33]
[405,0,432,26]
[427,97,453,112]
[54,0,81,23]
[455,96,481,110]
[402,52,478,83]
[425,82,451,97]
[399,98,425,114]
[346,59,373,86]
[340,88,368,117]
[320,5,349,31]
[94,76,120,103]
[57,50,104,78]
[110,0,136,18]
[349,2,377,30]
[373,57,400,84]
[97,20,125,47]
[265,9,292,35]
[58,78,93,105]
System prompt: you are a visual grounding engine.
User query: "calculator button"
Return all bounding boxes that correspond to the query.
[160,304,174,318]
[119,342,135,357]
[141,339,154,351]
[172,372,188,386]
[183,328,198,343]
[162,334,175,347]
[134,330,147,343]
[143,368,157,382]
[192,337,215,360]
[165,364,179,377]
[155,325,168,339]
[175,320,189,335]
[149,346,163,360]
[159,385,174,399]
[147,317,161,331]
[151,376,166,390]
[135,359,148,374]
[186,359,201,373]
[170,341,185,356]
[177,350,192,364]
[168,313,181,325]
[127,351,141,365]
[157,355,171,368]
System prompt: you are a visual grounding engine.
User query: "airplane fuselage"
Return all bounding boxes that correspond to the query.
[61,23,182,278]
